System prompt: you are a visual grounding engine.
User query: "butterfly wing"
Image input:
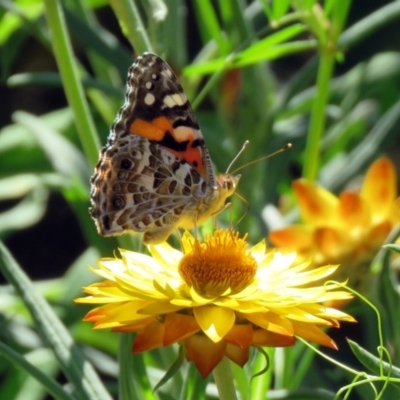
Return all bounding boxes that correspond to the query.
[90,53,219,244]
[111,53,216,187]
[90,134,215,244]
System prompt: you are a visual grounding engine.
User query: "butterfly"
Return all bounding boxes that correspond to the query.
[89,53,240,244]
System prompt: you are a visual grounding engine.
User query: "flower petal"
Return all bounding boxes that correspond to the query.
[314,227,349,260]
[133,320,164,352]
[163,313,200,345]
[225,343,249,367]
[361,157,397,223]
[293,179,339,226]
[181,231,196,254]
[194,306,235,342]
[147,242,183,272]
[244,312,294,336]
[292,321,337,349]
[252,328,295,347]
[184,335,227,378]
[83,300,153,328]
[224,324,253,348]
[339,192,371,228]
[269,226,313,252]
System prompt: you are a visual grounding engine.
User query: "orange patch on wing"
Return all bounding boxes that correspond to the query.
[129,117,174,141]
[177,145,205,175]
[130,117,205,176]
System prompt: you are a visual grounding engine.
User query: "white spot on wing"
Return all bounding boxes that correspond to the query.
[163,93,187,108]
[144,93,156,105]
[175,164,191,181]
[161,69,172,78]
[145,81,152,89]
[173,126,200,141]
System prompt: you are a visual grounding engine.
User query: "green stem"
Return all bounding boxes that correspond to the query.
[119,333,152,400]
[302,47,335,181]
[251,347,274,399]
[213,357,238,400]
[43,0,100,166]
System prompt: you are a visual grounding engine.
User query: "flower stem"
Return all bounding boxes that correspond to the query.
[213,357,238,400]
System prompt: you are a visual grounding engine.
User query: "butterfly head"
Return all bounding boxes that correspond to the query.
[216,173,241,196]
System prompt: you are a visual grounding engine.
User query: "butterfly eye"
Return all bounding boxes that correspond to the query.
[120,159,133,169]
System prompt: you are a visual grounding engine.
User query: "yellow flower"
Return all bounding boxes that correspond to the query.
[269,158,400,296]
[76,230,354,378]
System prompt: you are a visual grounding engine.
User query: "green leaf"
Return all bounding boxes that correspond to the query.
[13,111,89,182]
[193,0,229,54]
[0,241,112,400]
[383,244,400,254]
[0,343,73,400]
[347,339,400,388]
[237,24,307,58]
[0,188,48,234]
[154,345,185,393]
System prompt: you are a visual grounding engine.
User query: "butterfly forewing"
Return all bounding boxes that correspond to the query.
[90,53,239,244]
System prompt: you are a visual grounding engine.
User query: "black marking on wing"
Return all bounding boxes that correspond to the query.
[153,131,189,152]
[172,116,199,129]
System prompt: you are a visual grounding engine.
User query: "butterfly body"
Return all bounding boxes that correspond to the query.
[90,53,239,244]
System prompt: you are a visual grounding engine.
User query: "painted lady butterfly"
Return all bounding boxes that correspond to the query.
[90,53,240,244]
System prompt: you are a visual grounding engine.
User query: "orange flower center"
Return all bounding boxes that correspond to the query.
[178,230,257,297]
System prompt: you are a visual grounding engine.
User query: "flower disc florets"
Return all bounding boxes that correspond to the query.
[179,230,257,297]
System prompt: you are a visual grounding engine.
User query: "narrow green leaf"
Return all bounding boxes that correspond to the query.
[119,333,153,400]
[0,241,112,400]
[154,345,185,393]
[0,342,73,400]
[347,339,400,387]
[238,24,306,58]
[383,244,400,254]
[272,0,292,21]
[43,0,101,165]
[109,0,153,54]
[13,111,89,181]
[194,0,229,54]
[0,188,48,233]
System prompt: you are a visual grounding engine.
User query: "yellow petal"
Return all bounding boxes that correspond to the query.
[111,318,154,332]
[293,179,339,226]
[339,192,371,228]
[361,157,396,220]
[365,221,391,249]
[181,231,196,254]
[193,305,235,342]
[292,321,337,349]
[138,302,183,315]
[314,227,349,260]
[147,241,183,271]
[244,312,294,336]
[85,301,152,328]
[269,226,313,252]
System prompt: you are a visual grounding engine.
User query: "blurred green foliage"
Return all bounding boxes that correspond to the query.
[1,0,400,399]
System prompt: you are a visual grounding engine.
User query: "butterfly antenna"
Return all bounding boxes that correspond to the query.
[231,143,292,175]
[225,140,250,174]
